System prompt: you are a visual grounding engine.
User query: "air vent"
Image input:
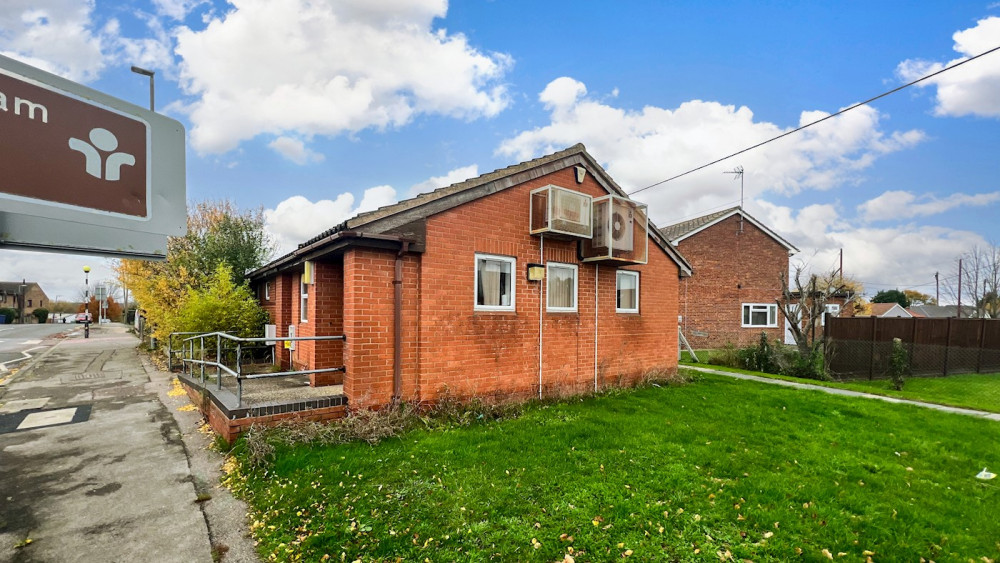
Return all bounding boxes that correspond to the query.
[581,195,649,264]
[530,185,593,239]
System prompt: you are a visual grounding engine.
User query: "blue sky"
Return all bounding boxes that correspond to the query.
[2,0,999,303]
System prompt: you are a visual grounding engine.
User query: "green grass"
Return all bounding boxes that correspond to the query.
[225,374,1000,561]
[685,359,1000,414]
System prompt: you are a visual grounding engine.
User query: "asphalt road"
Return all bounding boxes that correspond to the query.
[0,324,78,369]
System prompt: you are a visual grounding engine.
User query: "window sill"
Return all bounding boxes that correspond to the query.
[474,310,517,316]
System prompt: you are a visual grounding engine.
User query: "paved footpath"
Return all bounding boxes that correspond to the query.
[686,365,1000,422]
[0,325,216,562]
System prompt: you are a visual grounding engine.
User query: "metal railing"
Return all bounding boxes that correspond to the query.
[175,331,346,406]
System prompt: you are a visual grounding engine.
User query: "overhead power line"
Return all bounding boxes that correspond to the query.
[628,44,1000,196]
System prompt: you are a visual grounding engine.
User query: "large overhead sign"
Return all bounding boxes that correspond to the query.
[0,54,185,260]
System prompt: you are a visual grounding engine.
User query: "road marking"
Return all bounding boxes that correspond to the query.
[23,339,42,345]
[18,407,77,429]
[0,345,49,373]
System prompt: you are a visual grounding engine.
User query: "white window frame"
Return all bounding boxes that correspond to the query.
[264,281,271,300]
[546,262,578,313]
[474,253,516,312]
[742,303,777,328]
[300,277,308,323]
[616,270,640,313]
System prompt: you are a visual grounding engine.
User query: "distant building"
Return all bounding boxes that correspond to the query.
[660,207,798,348]
[0,281,51,322]
[907,304,986,319]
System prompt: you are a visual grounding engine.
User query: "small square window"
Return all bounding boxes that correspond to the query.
[742,303,777,328]
[475,254,515,311]
[616,270,639,313]
[547,262,578,312]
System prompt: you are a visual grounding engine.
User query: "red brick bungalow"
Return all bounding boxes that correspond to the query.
[660,206,797,349]
[250,144,692,408]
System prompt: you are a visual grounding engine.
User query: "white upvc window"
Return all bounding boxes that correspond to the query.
[742,303,777,328]
[300,277,308,323]
[546,262,578,313]
[616,270,640,313]
[475,254,516,312]
[264,281,271,300]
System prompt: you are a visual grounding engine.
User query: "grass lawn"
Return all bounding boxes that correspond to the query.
[225,373,1000,561]
[684,359,1000,414]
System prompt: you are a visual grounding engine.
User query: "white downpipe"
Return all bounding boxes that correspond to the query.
[538,235,544,400]
[594,263,599,392]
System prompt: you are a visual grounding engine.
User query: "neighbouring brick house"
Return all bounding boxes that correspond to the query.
[0,281,50,323]
[249,144,692,408]
[661,207,797,349]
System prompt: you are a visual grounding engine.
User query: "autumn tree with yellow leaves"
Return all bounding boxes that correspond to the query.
[116,200,276,343]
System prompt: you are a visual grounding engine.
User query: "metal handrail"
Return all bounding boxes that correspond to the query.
[175,331,346,406]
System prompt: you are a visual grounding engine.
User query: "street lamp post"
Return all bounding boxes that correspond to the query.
[130,66,155,111]
[83,266,91,338]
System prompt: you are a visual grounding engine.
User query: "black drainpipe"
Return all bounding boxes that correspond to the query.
[392,241,410,404]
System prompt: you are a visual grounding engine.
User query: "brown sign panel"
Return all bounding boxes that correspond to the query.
[0,70,148,217]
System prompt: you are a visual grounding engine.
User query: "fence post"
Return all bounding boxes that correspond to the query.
[942,317,952,377]
[217,334,223,390]
[200,336,206,384]
[868,316,877,380]
[976,318,986,373]
[909,317,918,374]
[236,342,243,407]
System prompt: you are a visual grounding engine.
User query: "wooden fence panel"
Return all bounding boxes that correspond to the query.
[824,317,1000,379]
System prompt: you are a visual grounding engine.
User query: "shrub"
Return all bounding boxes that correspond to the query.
[738,332,781,374]
[0,307,16,324]
[32,308,49,324]
[707,343,741,368]
[782,345,828,381]
[887,337,908,390]
[175,264,269,338]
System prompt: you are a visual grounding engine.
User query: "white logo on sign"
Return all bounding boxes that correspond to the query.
[68,128,135,181]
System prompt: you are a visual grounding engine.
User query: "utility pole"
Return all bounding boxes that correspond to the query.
[839,248,843,281]
[935,271,939,305]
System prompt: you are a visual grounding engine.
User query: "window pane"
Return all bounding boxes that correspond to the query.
[478,258,512,307]
[548,266,575,309]
[617,272,637,311]
[751,309,768,326]
[743,306,750,325]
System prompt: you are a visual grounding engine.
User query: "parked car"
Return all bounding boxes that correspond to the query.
[75,312,92,323]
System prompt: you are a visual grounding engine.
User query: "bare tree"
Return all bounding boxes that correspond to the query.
[943,243,1000,317]
[778,264,857,355]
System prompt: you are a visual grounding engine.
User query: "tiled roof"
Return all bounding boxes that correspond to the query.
[659,206,798,252]
[298,143,594,248]
[659,207,740,242]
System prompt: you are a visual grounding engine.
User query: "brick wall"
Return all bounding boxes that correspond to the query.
[343,166,681,407]
[676,214,789,348]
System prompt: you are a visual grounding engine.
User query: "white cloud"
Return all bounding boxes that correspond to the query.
[408,164,478,196]
[753,201,986,294]
[0,249,118,306]
[498,77,925,225]
[264,185,399,255]
[0,0,175,83]
[152,0,208,20]
[174,0,512,155]
[858,190,1000,222]
[268,136,325,165]
[0,0,107,81]
[355,185,397,215]
[897,16,1000,118]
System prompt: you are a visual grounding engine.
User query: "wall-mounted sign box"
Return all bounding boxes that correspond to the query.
[0,54,186,260]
